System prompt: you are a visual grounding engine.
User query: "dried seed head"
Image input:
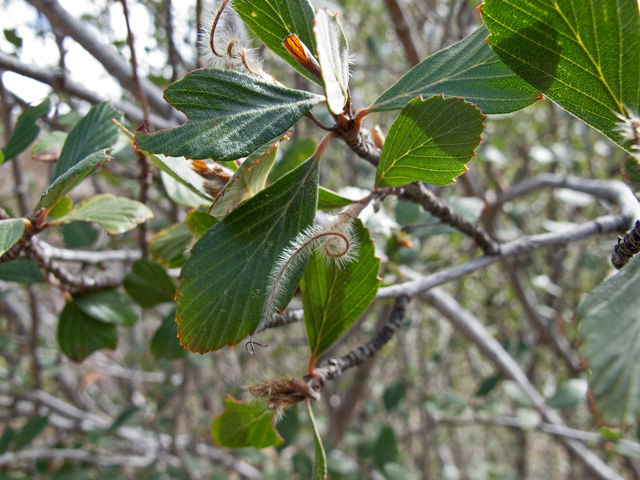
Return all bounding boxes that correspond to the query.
[246,376,319,419]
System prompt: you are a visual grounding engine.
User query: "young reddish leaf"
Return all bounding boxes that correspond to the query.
[176,156,319,353]
[233,0,319,84]
[375,96,484,188]
[211,396,283,448]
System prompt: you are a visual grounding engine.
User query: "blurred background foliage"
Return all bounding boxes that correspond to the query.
[0,0,636,479]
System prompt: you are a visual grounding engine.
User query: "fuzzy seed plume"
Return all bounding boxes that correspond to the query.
[256,212,360,334]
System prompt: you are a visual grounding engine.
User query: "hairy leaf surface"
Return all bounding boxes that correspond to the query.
[176,157,319,353]
[481,0,640,152]
[376,96,484,188]
[135,69,321,161]
[314,9,350,114]
[371,26,540,114]
[301,220,380,364]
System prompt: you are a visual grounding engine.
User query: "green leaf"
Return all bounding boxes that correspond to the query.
[58,301,118,362]
[317,187,355,211]
[546,379,587,410]
[0,427,15,454]
[373,425,399,470]
[314,9,349,114]
[13,416,48,451]
[0,219,25,257]
[624,156,640,193]
[301,220,380,363]
[186,210,218,238]
[211,396,283,448]
[149,222,192,269]
[578,254,640,425]
[124,258,176,308]
[269,138,317,183]
[176,156,319,353]
[0,259,45,283]
[233,0,319,84]
[306,400,327,480]
[480,0,640,152]
[475,374,502,397]
[1,99,50,162]
[52,102,122,181]
[107,407,140,433]
[150,307,187,360]
[161,170,210,208]
[72,289,138,326]
[47,197,73,219]
[383,381,406,411]
[135,69,321,161]
[31,130,67,162]
[209,140,280,218]
[117,119,213,205]
[61,222,99,248]
[375,96,485,188]
[35,150,112,215]
[371,26,540,114]
[52,194,152,235]
[4,28,22,49]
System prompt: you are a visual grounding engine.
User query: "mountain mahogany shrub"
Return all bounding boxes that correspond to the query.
[0,0,639,473]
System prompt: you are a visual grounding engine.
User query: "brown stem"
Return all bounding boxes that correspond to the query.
[120,0,151,129]
[611,220,640,269]
[308,295,409,389]
[383,0,422,66]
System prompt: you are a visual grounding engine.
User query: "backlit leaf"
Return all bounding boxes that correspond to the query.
[375,96,484,188]
[233,0,319,84]
[269,137,317,183]
[578,254,640,424]
[302,220,380,364]
[480,0,640,152]
[317,187,355,211]
[135,69,321,161]
[186,210,218,238]
[306,400,327,480]
[371,26,540,114]
[211,396,283,448]
[149,222,192,268]
[35,150,112,216]
[176,156,319,353]
[53,194,153,235]
[52,102,121,181]
[314,9,350,114]
[209,139,280,218]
